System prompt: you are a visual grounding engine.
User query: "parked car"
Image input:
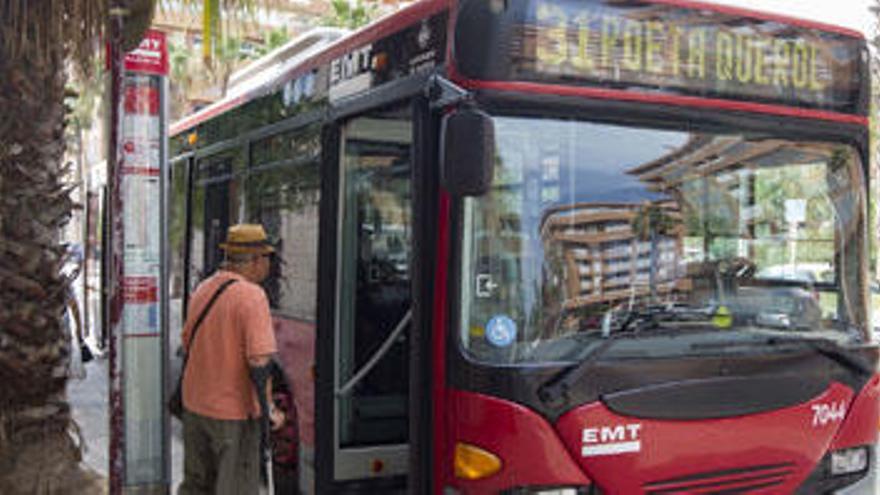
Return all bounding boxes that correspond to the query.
[727,285,822,330]
[755,263,833,284]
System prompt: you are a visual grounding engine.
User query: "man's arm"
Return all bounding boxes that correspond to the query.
[249,354,284,430]
[243,287,281,427]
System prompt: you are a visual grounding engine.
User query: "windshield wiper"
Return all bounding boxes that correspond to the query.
[613,303,715,335]
[537,304,715,406]
[693,334,875,377]
[764,335,875,377]
[537,337,619,406]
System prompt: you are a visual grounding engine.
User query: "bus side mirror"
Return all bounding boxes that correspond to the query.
[440,107,495,196]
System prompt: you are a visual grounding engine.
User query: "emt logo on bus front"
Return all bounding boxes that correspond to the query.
[514,0,863,113]
[581,423,643,457]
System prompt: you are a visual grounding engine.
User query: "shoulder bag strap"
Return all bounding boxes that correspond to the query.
[180,278,238,372]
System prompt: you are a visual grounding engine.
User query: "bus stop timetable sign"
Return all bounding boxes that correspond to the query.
[112,27,169,488]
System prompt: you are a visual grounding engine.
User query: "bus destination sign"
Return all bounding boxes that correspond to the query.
[504,0,866,115]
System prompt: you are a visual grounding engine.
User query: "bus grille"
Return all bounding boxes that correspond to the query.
[643,462,796,494]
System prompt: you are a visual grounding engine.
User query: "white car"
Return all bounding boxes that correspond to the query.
[755,263,833,284]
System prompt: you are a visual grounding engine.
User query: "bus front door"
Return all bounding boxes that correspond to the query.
[318,106,414,493]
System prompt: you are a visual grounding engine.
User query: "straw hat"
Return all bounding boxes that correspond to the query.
[219,224,275,255]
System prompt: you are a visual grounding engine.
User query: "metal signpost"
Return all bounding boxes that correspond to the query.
[108,28,170,494]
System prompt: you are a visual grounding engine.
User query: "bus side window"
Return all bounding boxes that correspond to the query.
[190,152,244,288]
[245,125,322,486]
[169,158,189,328]
[246,125,321,314]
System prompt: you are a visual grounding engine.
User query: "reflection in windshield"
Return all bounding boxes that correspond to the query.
[459,117,868,364]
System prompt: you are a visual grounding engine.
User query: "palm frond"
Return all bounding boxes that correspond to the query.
[166,0,276,62]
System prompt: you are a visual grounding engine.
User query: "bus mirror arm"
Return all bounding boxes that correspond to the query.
[426,75,472,110]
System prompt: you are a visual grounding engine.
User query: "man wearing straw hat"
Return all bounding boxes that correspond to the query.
[179,224,284,495]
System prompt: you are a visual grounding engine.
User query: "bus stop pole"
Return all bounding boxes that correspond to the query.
[107,19,171,494]
[107,4,126,494]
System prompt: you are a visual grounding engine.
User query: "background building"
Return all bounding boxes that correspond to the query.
[544,203,681,310]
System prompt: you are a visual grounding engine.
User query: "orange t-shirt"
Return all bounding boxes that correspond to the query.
[181,270,277,420]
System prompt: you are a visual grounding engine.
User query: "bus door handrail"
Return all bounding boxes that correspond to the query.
[336,309,412,397]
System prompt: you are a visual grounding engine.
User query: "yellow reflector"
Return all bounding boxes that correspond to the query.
[454,442,502,480]
[470,326,485,337]
[712,305,732,328]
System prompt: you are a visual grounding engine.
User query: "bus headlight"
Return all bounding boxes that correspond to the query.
[830,446,869,476]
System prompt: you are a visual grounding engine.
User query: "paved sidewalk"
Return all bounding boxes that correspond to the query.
[68,356,110,478]
[68,352,184,492]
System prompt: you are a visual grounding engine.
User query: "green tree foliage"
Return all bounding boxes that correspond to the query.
[631,202,680,298]
[165,15,289,117]
[210,35,250,96]
[321,0,378,29]
[257,27,291,56]
[168,41,197,119]
[631,203,679,242]
[172,0,273,61]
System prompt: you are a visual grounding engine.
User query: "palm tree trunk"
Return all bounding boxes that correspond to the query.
[0,40,101,495]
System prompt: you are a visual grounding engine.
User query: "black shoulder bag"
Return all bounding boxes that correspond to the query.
[168,279,237,419]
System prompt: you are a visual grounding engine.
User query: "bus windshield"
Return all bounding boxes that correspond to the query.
[458,116,868,364]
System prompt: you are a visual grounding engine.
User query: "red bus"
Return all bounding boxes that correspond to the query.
[168,0,878,493]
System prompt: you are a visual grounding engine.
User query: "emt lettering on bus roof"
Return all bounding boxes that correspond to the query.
[532,0,827,92]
